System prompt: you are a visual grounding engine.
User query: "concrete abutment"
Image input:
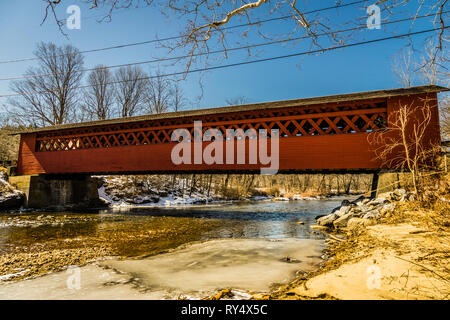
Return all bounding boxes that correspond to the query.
[9,174,103,209]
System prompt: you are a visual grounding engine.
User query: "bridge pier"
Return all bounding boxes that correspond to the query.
[9,174,103,210]
[370,171,380,199]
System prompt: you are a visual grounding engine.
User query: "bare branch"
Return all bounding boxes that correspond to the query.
[8,42,84,126]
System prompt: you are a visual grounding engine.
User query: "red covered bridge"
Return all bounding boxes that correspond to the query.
[15,85,445,176]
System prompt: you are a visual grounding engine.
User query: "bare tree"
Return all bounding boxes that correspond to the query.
[82,65,115,120]
[144,71,172,114]
[440,97,450,139]
[226,96,249,106]
[115,66,148,117]
[392,37,449,141]
[392,47,416,88]
[418,39,449,86]
[144,72,188,113]
[7,42,84,126]
[171,82,187,112]
[369,99,439,195]
[418,40,449,142]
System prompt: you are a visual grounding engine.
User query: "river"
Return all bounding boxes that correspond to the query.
[0,198,345,299]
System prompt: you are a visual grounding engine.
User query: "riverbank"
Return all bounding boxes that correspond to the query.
[270,193,450,300]
[2,189,447,300]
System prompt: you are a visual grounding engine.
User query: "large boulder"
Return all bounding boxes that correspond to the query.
[316,189,408,229]
[362,209,381,220]
[317,213,339,227]
[331,200,354,213]
[392,189,407,201]
[379,189,407,202]
[351,196,365,205]
[360,198,371,205]
[366,197,388,207]
[350,205,371,216]
[0,191,25,210]
[380,202,396,215]
[333,211,360,228]
[333,205,352,217]
[0,176,25,211]
[341,199,351,207]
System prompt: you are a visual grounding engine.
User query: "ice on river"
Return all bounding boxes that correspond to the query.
[0,238,324,299]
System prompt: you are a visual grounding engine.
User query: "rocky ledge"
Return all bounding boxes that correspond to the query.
[316,189,413,229]
[0,173,25,211]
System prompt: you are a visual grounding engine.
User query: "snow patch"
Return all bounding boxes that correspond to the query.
[0,269,30,281]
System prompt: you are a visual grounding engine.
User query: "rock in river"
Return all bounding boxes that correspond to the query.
[0,192,25,210]
[317,213,339,227]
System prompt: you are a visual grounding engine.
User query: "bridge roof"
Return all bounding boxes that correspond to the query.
[15,85,448,134]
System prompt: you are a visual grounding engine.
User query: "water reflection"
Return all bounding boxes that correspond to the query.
[99,199,343,239]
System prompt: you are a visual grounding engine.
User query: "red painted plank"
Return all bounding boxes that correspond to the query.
[16,94,440,175]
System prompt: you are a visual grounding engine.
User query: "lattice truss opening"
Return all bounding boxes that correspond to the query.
[36,100,388,152]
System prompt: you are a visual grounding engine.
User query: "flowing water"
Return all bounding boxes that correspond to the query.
[0,198,345,299]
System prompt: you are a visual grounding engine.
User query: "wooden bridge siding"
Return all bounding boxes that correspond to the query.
[382,93,441,169]
[16,132,382,175]
[388,93,441,146]
[17,133,45,174]
[16,93,440,175]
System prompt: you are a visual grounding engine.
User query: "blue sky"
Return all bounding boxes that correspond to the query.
[0,0,446,111]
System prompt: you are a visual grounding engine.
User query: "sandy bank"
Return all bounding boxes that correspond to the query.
[274,221,449,300]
